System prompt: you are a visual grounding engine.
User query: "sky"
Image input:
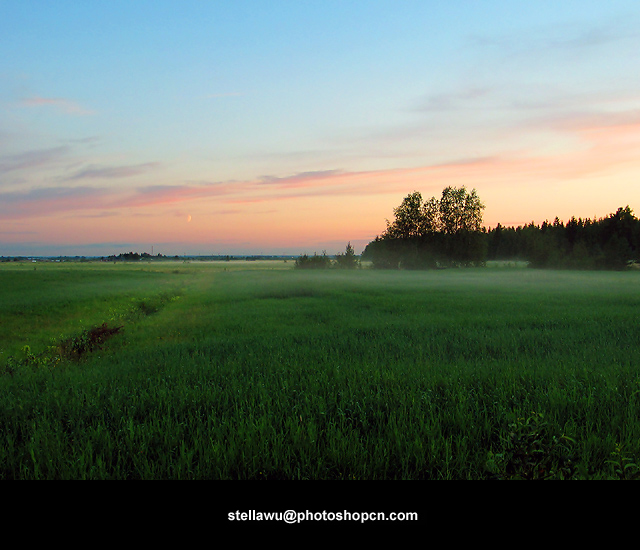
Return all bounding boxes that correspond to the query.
[2,0,640,256]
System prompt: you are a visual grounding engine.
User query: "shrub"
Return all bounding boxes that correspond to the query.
[294,251,331,269]
[485,412,577,480]
[334,242,359,269]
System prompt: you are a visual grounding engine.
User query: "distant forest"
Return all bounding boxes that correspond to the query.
[361,187,640,270]
[486,206,639,270]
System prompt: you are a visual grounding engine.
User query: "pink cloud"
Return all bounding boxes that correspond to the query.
[20,96,95,115]
[3,107,639,237]
[0,186,109,219]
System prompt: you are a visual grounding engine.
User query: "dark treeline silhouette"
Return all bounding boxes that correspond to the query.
[295,243,360,269]
[361,187,639,270]
[294,251,332,269]
[105,252,170,261]
[487,206,640,270]
[362,186,487,269]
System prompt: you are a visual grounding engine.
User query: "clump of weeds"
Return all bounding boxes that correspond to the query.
[486,412,578,480]
[58,323,123,360]
[1,323,124,376]
[1,344,61,376]
[606,444,640,480]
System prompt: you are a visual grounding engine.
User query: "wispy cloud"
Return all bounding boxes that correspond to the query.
[467,18,640,56]
[20,96,95,116]
[117,180,246,208]
[545,108,640,133]
[548,23,639,50]
[70,211,119,219]
[0,229,38,236]
[64,136,102,147]
[67,162,161,180]
[0,185,108,218]
[203,92,245,99]
[0,146,69,175]
[414,87,492,113]
[258,170,345,187]
[3,104,638,224]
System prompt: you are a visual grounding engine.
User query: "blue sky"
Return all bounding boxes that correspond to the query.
[2,1,640,255]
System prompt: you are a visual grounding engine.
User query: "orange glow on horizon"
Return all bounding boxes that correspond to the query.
[3,114,640,254]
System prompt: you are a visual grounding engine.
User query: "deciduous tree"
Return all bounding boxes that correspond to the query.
[438,186,484,234]
[364,186,486,268]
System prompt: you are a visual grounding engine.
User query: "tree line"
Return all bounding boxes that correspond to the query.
[295,242,359,269]
[105,252,170,261]
[358,186,639,270]
[486,206,640,270]
[293,186,639,270]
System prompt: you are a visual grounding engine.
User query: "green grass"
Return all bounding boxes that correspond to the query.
[1,260,640,479]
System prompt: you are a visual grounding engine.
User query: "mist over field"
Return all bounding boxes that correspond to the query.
[2,260,639,480]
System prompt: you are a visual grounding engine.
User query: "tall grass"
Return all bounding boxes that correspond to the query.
[1,262,639,479]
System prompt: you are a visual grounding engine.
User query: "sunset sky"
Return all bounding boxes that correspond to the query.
[2,1,640,256]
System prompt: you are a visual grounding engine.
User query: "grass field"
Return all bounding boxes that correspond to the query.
[1,259,639,479]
